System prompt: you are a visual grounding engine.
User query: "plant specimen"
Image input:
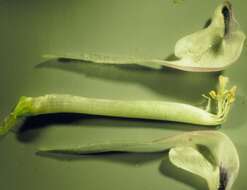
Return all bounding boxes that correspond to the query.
[0,1,243,190]
[39,131,239,190]
[0,75,236,136]
[44,1,245,72]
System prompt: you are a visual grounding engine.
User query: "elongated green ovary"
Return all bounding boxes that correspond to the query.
[39,131,239,190]
[44,1,245,72]
[0,76,236,136]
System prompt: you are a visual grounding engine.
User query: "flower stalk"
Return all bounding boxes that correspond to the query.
[0,76,236,136]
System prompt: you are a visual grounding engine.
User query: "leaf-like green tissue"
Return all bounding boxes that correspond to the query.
[0,76,236,136]
[44,1,245,72]
[39,131,239,190]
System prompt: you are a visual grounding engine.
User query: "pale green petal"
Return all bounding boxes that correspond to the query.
[169,146,219,190]
[43,2,246,72]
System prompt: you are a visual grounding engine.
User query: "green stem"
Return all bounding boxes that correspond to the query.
[0,76,236,136]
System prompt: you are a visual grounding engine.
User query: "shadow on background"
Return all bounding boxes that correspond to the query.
[16,113,211,143]
[36,58,221,103]
[37,151,165,166]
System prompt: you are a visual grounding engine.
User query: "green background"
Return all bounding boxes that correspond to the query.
[0,0,246,189]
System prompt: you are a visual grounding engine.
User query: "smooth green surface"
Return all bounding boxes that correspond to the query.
[0,0,246,189]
